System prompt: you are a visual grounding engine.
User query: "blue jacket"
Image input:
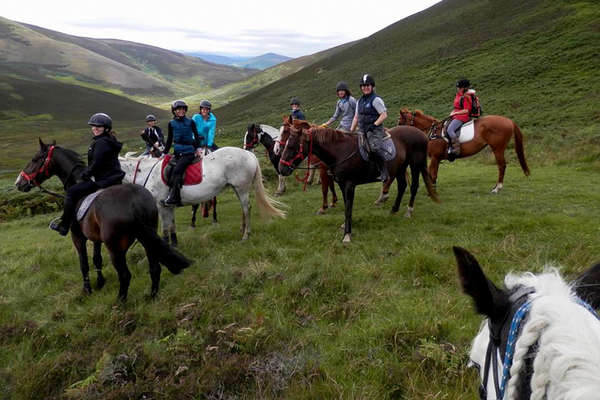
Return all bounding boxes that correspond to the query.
[291,109,306,120]
[165,117,200,155]
[357,92,382,132]
[192,113,217,147]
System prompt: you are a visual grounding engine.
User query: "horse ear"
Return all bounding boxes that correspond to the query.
[453,246,509,319]
[39,138,46,149]
[573,262,600,309]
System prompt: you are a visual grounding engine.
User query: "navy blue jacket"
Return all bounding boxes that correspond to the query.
[84,132,125,187]
[291,109,306,120]
[164,117,200,154]
[357,92,382,132]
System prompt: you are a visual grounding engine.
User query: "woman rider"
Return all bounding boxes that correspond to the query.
[446,78,472,159]
[162,100,202,207]
[192,100,218,152]
[50,113,125,236]
[321,81,356,132]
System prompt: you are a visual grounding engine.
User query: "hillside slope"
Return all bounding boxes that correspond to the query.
[216,0,600,159]
[0,17,256,102]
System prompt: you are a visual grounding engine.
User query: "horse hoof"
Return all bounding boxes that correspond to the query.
[83,284,92,295]
[330,202,337,208]
[342,234,351,243]
[339,223,345,231]
[491,183,503,194]
[316,208,325,215]
[404,207,414,219]
[96,276,106,290]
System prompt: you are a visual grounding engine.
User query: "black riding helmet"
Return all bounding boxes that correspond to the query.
[359,74,375,87]
[336,81,351,96]
[145,114,157,122]
[456,79,470,89]
[290,97,300,106]
[171,100,188,115]
[88,113,112,131]
[199,100,212,110]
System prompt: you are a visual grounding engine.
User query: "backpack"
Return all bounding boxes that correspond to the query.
[461,90,482,118]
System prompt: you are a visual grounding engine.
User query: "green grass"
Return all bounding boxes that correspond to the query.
[1,154,599,399]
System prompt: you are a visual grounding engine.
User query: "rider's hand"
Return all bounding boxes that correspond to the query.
[195,149,202,157]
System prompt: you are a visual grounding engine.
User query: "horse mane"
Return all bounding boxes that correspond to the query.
[501,269,600,398]
[57,146,86,166]
[306,126,355,145]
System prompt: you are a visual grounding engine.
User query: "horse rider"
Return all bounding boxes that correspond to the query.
[50,113,125,236]
[350,74,389,182]
[321,81,357,132]
[141,114,164,157]
[290,97,306,120]
[162,100,202,207]
[192,100,218,153]
[446,78,473,159]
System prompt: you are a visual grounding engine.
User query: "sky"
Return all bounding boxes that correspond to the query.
[2,0,442,58]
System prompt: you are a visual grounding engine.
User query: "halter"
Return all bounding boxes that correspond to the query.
[19,145,55,186]
[278,129,312,169]
[479,287,600,399]
[243,126,263,150]
[400,111,416,126]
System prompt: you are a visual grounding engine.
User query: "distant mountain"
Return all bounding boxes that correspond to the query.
[0,17,257,104]
[184,52,292,70]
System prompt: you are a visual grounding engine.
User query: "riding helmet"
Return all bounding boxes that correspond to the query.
[290,97,300,106]
[145,114,157,122]
[336,81,350,93]
[199,100,212,110]
[359,74,375,87]
[87,113,112,131]
[456,79,470,88]
[171,100,188,114]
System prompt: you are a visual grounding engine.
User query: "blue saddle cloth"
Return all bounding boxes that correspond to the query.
[358,133,397,162]
[76,189,104,221]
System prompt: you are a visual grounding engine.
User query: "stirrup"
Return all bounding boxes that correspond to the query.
[49,217,69,236]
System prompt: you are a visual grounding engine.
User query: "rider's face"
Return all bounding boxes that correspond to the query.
[200,107,210,116]
[147,120,156,127]
[91,126,104,136]
[337,90,346,98]
[360,84,373,95]
[174,108,186,117]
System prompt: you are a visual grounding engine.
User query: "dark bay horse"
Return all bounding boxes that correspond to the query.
[15,139,191,301]
[279,120,440,242]
[245,122,338,214]
[397,109,530,193]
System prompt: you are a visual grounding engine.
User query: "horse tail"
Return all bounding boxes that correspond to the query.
[420,163,441,203]
[135,224,192,274]
[513,122,531,177]
[252,161,287,218]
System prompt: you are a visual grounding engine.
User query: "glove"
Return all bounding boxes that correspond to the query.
[368,123,379,132]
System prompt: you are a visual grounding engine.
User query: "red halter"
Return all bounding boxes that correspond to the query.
[19,145,55,185]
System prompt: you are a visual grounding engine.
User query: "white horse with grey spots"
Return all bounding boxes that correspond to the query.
[119,147,285,243]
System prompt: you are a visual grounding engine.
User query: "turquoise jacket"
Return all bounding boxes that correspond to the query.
[192,113,217,147]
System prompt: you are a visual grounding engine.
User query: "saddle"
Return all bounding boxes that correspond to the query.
[439,120,476,144]
[76,189,105,221]
[357,131,396,162]
[161,155,203,186]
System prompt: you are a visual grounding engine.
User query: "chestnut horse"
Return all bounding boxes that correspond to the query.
[15,140,191,301]
[245,122,338,214]
[397,109,530,193]
[279,120,439,242]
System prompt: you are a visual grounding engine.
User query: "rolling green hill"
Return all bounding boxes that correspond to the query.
[0,16,257,103]
[215,0,600,162]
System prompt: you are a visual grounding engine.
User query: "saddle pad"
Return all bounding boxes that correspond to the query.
[358,135,397,162]
[457,120,475,143]
[76,189,104,221]
[161,155,203,186]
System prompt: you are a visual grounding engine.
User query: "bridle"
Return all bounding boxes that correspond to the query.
[478,287,600,399]
[243,125,263,150]
[278,128,313,169]
[19,145,55,186]
[399,111,417,127]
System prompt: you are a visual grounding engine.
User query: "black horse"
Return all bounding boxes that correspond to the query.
[279,121,440,242]
[16,139,191,301]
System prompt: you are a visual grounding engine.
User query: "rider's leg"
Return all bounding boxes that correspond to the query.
[50,181,98,235]
[367,127,389,182]
[163,153,194,206]
[446,119,463,157]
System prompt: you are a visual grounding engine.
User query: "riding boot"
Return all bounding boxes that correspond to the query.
[446,137,457,162]
[373,154,389,182]
[49,198,75,236]
[162,182,182,207]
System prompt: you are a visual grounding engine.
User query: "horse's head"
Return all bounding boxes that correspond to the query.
[397,108,417,126]
[397,109,439,133]
[15,138,57,192]
[243,123,261,151]
[278,119,312,176]
[274,115,294,156]
[455,246,600,399]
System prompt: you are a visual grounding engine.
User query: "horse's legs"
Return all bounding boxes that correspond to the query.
[405,165,421,218]
[72,233,92,294]
[328,172,338,207]
[275,175,286,196]
[491,149,507,194]
[428,157,440,187]
[307,166,316,185]
[342,183,356,243]
[317,168,330,215]
[159,205,177,246]
[190,204,199,227]
[374,181,391,205]
[107,247,131,302]
[93,241,105,290]
[391,166,408,215]
[212,197,218,224]
[233,187,251,240]
[144,246,162,298]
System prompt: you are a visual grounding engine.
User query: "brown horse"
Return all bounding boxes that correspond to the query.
[397,109,530,193]
[246,121,338,214]
[16,139,191,301]
[279,120,439,242]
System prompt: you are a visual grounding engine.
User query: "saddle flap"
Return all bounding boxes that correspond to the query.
[76,189,104,221]
[161,155,204,186]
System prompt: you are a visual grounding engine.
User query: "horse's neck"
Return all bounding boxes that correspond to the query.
[311,133,356,167]
[261,134,280,163]
[54,149,85,188]
[418,115,439,130]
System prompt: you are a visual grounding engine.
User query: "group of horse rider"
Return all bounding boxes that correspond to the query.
[50,74,477,236]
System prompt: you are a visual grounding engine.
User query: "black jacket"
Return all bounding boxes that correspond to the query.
[84,132,125,187]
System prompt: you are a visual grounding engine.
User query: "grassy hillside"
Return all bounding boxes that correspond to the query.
[1,159,599,398]
[0,17,257,103]
[215,0,600,162]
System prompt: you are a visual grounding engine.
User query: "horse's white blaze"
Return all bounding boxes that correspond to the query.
[470,269,600,399]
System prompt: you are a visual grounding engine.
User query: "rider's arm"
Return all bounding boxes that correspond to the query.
[191,121,202,156]
[206,115,216,147]
[372,97,388,127]
[163,122,173,154]
[350,108,359,132]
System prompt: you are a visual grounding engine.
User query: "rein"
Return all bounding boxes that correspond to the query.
[131,157,162,188]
